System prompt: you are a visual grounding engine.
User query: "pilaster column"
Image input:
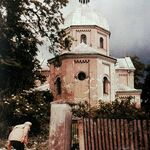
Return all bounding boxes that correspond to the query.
[49,102,72,150]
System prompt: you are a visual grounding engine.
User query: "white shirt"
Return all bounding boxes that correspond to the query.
[8,124,30,142]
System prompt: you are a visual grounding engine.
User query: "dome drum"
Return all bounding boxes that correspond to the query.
[64,25,110,55]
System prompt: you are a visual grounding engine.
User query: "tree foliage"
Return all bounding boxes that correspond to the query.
[0,0,68,140]
[0,0,68,97]
[131,55,145,89]
[72,98,149,120]
[0,90,53,139]
[141,64,150,112]
[130,56,150,112]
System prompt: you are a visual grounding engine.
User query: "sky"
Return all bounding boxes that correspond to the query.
[38,0,150,66]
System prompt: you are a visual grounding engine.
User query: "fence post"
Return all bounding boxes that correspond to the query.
[49,101,72,150]
[78,119,85,150]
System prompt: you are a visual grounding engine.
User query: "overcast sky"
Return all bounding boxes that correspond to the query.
[63,0,150,64]
[38,0,150,66]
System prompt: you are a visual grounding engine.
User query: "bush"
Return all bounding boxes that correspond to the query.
[72,98,150,120]
[0,90,53,139]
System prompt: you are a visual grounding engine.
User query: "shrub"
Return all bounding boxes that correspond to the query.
[0,90,53,139]
[72,98,150,120]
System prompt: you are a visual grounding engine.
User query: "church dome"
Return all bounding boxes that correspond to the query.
[64,2,109,31]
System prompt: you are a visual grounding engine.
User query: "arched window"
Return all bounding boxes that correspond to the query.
[100,37,104,48]
[55,77,61,95]
[103,77,109,94]
[81,34,87,44]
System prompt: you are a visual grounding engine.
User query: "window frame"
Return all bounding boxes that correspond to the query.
[80,34,87,44]
[100,37,104,49]
[103,76,109,94]
[55,77,62,95]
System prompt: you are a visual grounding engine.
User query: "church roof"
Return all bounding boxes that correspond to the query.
[34,83,49,91]
[63,3,109,31]
[115,57,135,70]
[116,86,142,94]
[59,42,116,63]
[116,84,136,92]
[116,83,142,94]
[68,42,100,54]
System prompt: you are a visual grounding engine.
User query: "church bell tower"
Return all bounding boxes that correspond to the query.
[63,0,110,56]
[47,0,141,107]
[48,0,117,105]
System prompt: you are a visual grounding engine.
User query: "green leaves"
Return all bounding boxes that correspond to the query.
[131,55,145,89]
[0,0,69,139]
[72,98,149,120]
[0,0,68,97]
[0,90,52,138]
[141,64,150,112]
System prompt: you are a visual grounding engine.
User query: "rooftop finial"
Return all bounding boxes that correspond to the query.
[79,0,90,4]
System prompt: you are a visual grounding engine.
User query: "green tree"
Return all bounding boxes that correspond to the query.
[0,0,68,139]
[72,98,149,120]
[0,90,53,139]
[141,64,150,112]
[131,55,145,89]
[0,0,68,97]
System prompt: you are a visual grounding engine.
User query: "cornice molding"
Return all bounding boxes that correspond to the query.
[76,29,91,32]
[48,53,116,64]
[64,25,111,35]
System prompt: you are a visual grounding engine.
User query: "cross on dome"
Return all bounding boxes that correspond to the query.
[79,0,90,4]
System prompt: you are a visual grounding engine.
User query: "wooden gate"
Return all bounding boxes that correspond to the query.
[83,118,150,150]
[72,119,79,150]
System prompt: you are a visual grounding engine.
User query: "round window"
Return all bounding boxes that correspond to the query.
[78,72,86,80]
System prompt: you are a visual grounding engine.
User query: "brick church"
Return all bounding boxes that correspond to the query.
[47,0,141,106]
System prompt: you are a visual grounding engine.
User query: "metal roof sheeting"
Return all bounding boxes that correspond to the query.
[115,57,135,70]
[63,4,109,31]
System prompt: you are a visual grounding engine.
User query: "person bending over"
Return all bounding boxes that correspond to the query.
[7,121,32,150]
